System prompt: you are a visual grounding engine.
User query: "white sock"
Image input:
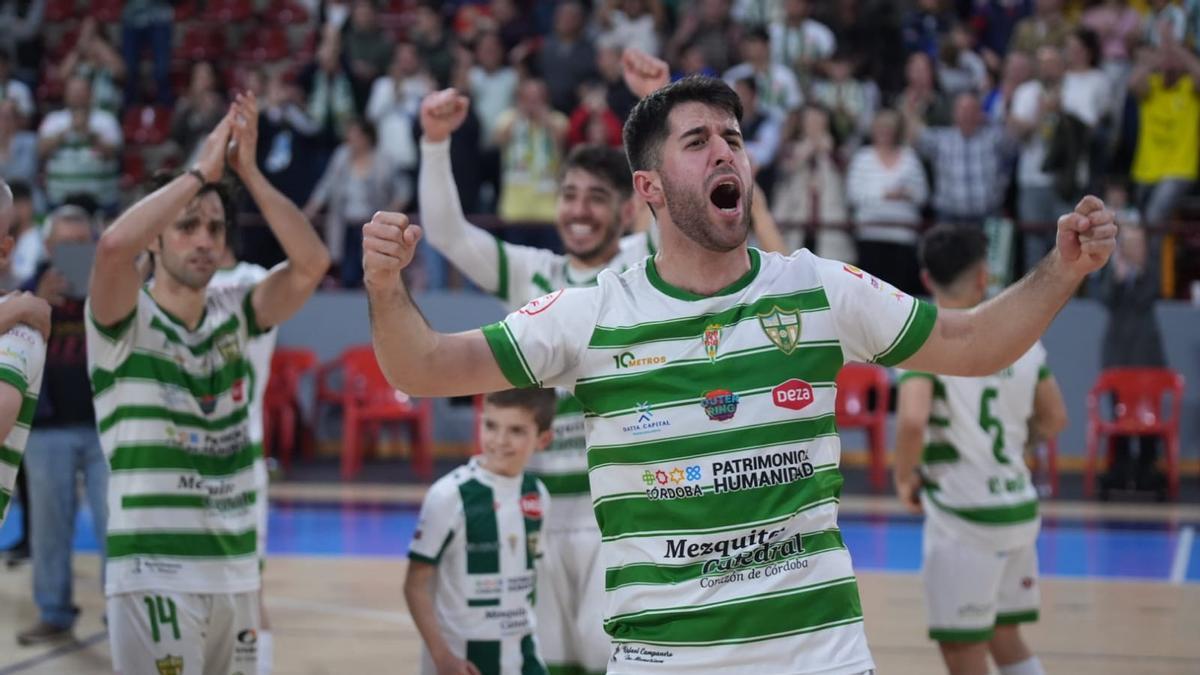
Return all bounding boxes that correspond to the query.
[257,630,274,675]
[999,656,1045,675]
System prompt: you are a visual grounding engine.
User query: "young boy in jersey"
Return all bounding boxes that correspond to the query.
[208,238,276,675]
[85,93,329,675]
[405,388,555,675]
[893,225,1069,675]
[0,179,49,528]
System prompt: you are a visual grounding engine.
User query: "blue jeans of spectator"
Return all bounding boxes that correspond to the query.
[1019,184,1072,275]
[24,425,108,629]
[122,20,173,105]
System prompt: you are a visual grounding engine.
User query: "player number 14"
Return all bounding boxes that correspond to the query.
[144,595,181,643]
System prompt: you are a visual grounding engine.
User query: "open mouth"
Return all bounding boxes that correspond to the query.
[710,180,742,213]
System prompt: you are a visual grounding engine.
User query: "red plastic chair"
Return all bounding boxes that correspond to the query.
[172,0,198,21]
[338,346,433,480]
[204,0,253,22]
[238,26,290,63]
[264,0,310,24]
[122,105,170,145]
[177,25,226,61]
[44,0,77,22]
[90,0,123,22]
[1085,367,1185,499]
[263,348,318,472]
[1029,438,1059,499]
[836,363,892,492]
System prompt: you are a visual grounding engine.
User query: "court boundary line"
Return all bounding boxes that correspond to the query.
[1170,525,1195,584]
[0,630,107,675]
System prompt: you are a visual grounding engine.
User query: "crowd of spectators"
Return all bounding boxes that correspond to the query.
[0,0,1198,297]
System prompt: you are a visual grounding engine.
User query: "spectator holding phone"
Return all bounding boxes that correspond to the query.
[15,204,107,647]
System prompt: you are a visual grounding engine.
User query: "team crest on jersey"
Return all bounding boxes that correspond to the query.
[232,378,245,403]
[758,307,801,354]
[197,394,217,415]
[215,333,241,364]
[703,323,722,362]
[155,655,184,675]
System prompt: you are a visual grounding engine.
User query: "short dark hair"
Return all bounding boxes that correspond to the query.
[918,224,989,287]
[622,76,743,172]
[560,145,633,199]
[1073,28,1102,68]
[743,27,769,44]
[349,117,378,146]
[7,180,31,203]
[147,170,238,241]
[734,76,758,96]
[484,388,557,432]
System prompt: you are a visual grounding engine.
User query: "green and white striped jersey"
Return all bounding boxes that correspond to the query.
[209,262,275,441]
[482,248,937,673]
[899,342,1048,551]
[408,457,550,645]
[0,314,46,526]
[86,286,268,596]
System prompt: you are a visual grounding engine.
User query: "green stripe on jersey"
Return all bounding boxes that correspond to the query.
[521,473,542,569]
[148,314,241,357]
[874,300,937,366]
[604,529,845,591]
[107,530,257,559]
[556,395,585,416]
[922,442,960,464]
[588,414,837,469]
[121,492,256,510]
[467,641,501,675]
[110,442,260,475]
[482,322,537,389]
[926,489,1038,524]
[0,445,20,469]
[0,364,27,395]
[532,272,553,295]
[588,288,830,348]
[595,466,841,539]
[575,345,843,416]
[1037,365,1051,381]
[0,491,9,518]
[91,351,250,399]
[89,306,136,342]
[17,395,36,424]
[520,634,546,675]
[605,576,863,646]
[533,471,590,496]
[494,236,509,302]
[644,248,760,301]
[98,405,248,435]
[460,479,501,574]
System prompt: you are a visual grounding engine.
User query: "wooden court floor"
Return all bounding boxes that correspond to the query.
[0,493,1197,674]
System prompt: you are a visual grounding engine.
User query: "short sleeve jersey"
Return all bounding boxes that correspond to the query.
[408,457,550,644]
[85,287,269,596]
[208,262,276,441]
[0,312,46,526]
[499,231,657,503]
[899,342,1048,551]
[481,248,937,672]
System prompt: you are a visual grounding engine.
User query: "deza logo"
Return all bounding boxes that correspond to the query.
[772,379,814,411]
[612,352,668,369]
[520,492,543,520]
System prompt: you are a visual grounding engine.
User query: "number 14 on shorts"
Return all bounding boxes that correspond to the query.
[144,595,181,642]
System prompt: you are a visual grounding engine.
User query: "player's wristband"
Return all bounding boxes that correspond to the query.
[186,167,207,187]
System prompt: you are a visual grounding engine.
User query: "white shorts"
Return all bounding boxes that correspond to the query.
[108,591,260,675]
[922,522,1040,643]
[535,509,611,673]
[255,457,269,566]
[419,634,545,675]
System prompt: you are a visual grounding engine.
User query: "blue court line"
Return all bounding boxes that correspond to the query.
[1,502,1194,583]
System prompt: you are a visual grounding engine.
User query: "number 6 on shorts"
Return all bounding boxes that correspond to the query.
[144,595,181,643]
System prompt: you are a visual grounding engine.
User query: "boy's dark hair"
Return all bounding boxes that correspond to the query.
[560,145,633,199]
[622,76,743,172]
[1074,28,1102,69]
[918,224,989,287]
[484,388,557,432]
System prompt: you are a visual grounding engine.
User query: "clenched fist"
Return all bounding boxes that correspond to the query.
[622,47,670,99]
[1054,195,1119,278]
[420,89,471,144]
[362,211,423,289]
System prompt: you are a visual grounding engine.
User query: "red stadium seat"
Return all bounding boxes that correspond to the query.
[44,0,77,23]
[836,363,891,492]
[119,151,146,190]
[335,346,433,480]
[173,0,198,21]
[204,0,253,23]
[238,26,290,63]
[263,348,318,473]
[177,25,226,61]
[1085,367,1185,500]
[263,0,310,25]
[122,105,170,145]
[90,0,124,23]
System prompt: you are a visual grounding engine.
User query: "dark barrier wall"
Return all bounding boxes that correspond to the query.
[277,291,1199,459]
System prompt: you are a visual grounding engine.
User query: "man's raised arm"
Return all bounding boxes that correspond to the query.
[90,111,235,327]
[363,211,510,397]
[226,92,331,330]
[901,196,1118,377]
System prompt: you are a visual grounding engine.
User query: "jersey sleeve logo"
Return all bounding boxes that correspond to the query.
[517,289,564,316]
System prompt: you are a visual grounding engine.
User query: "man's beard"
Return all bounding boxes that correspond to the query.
[661,173,752,253]
[159,253,214,290]
[561,219,622,265]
